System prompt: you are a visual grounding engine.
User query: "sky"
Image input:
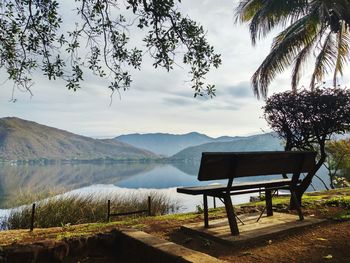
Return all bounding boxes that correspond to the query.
[0,0,349,138]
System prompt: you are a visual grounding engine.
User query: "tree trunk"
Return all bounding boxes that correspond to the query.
[329,173,335,189]
[289,143,326,209]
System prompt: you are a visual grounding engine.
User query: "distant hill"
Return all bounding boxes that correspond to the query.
[115,132,240,156]
[0,117,158,161]
[171,133,283,160]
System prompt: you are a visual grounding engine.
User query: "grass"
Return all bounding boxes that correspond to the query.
[323,196,350,220]
[0,209,203,246]
[6,188,349,231]
[3,191,180,230]
[324,196,350,209]
[336,211,350,220]
[2,188,65,209]
[0,188,349,247]
[247,188,350,208]
[246,188,350,221]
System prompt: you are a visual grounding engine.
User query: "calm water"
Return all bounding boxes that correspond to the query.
[0,162,330,213]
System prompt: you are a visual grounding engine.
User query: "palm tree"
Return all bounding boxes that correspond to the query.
[235,0,350,99]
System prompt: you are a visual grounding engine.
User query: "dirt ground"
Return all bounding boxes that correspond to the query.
[65,218,350,263]
[166,220,350,263]
[138,197,350,263]
[1,189,349,263]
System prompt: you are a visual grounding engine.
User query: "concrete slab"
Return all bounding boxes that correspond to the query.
[181,212,325,245]
[116,229,226,263]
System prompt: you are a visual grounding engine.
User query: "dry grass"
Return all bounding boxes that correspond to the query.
[3,191,180,230]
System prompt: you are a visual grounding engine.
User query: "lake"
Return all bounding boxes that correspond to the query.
[0,162,330,213]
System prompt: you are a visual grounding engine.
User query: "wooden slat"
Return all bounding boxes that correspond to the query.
[198,151,316,181]
[177,179,292,195]
[177,186,290,197]
[109,209,148,217]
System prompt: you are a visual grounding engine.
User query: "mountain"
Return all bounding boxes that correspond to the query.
[171,133,283,160]
[0,117,158,161]
[115,132,239,156]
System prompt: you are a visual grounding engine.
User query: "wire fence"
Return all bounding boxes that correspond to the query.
[23,196,153,231]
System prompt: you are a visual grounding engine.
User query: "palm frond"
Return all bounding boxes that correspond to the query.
[333,22,350,86]
[309,31,338,90]
[236,0,350,95]
[235,0,308,45]
[252,11,321,98]
[291,30,321,91]
[234,0,263,23]
[321,0,350,30]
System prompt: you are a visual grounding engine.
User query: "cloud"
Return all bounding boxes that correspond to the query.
[220,81,254,98]
[5,0,345,137]
[200,103,241,112]
[162,97,195,107]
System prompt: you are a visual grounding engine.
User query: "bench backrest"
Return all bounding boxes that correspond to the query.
[198,151,316,181]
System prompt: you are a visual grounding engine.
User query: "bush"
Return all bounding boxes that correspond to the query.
[325,197,350,209]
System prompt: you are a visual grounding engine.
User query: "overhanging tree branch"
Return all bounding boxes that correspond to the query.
[0,0,221,99]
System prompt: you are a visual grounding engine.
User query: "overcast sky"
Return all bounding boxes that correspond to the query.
[0,0,348,138]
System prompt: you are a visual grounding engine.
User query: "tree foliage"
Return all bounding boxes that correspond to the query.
[325,139,350,188]
[236,0,350,98]
[264,87,350,198]
[0,0,221,98]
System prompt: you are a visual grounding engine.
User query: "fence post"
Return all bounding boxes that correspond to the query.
[147,196,151,216]
[30,203,35,232]
[107,200,111,222]
[213,197,216,209]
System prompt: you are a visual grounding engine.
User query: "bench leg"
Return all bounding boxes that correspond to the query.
[203,194,209,228]
[265,190,273,217]
[291,190,304,221]
[223,195,239,236]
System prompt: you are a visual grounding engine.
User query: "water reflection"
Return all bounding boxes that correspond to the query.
[0,161,330,209]
[0,162,158,207]
[171,161,200,176]
[117,164,204,189]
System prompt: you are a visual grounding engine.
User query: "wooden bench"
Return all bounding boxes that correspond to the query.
[177,151,316,236]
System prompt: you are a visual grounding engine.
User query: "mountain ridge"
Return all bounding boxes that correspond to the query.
[115,132,241,156]
[0,117,158,161]
[0,117,285,162]
[171,133,283,160]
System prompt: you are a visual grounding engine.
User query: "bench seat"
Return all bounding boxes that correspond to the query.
[177,178,292,195]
